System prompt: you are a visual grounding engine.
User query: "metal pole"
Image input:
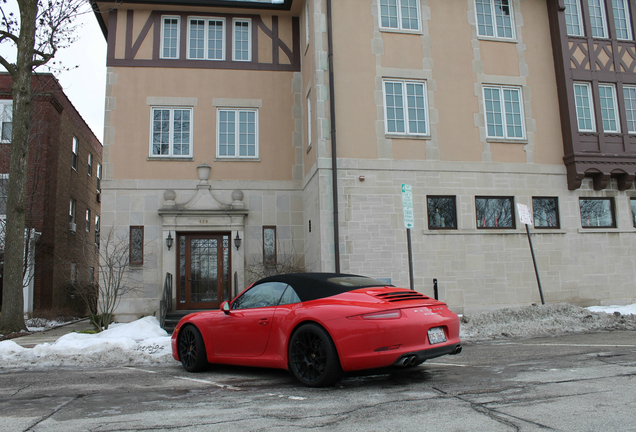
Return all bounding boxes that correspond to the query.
[433,278,438,300]
[407,229,414,291]
[525,224,545,305]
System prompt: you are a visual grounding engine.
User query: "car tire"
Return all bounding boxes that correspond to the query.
[288,323,343,387]
[178,325,208,372]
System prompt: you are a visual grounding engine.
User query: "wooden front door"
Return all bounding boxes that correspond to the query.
[177,233,231,310]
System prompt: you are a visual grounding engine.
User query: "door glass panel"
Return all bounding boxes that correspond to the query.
[222,235,230,301]
[190,238,218,303]
[179,235,186,304]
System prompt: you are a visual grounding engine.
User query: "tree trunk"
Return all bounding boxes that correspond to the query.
[0,0,38,334]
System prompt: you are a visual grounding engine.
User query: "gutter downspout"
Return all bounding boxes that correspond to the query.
[326,0,340,273]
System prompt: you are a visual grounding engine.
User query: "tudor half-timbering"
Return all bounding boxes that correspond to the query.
[92,0,636,323]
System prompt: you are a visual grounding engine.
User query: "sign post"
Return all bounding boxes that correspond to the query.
[517,203,545,305]
[401,184,415,291]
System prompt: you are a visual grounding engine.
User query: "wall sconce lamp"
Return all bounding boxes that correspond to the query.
[234,232,242,250]
[166,232,173,251]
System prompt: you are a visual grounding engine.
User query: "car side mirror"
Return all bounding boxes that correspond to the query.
[221,301,231,315]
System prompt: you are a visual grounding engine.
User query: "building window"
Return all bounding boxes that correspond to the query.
[427,196,457,229]
[0,100,12,142]
[0,174,7,216]
[217,108,258,158]
[612,0,632,40]
[96,163,102,191]
[72,136,78,170]
[476,197,515,229]
[573,82,595,132]
[532,197,560,228]
[379,0,421,31]
[598,84,620,132]
[188,17,225,60]
[483,86,525,139]
[565,0,584,36]
[150,107,193,157]
[383,80,428,136]
[475,0,514,39]
[263,226,276,264]
[588,0,608,38]
[623,86,636,133]
[85,209,91,232]
[69,198,76,224]
[130,226,144,265]
[95,215,100,246]
[161,16,180,59]
[631,198,636,227]
[87,153,93,176]
[233,19,251,62]
[580,198,615,228]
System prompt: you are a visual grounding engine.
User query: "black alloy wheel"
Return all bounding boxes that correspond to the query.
[288,323,343,387]
[178,325,208,372]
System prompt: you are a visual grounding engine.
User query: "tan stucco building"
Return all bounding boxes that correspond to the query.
[91,0,636,321]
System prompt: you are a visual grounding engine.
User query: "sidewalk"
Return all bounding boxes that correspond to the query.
[12,319,96,348]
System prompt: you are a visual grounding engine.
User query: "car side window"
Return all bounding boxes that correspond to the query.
[232,282,289,310]
[278,285,301,306]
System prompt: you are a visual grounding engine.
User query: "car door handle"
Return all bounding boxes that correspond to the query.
[258,318,269,325]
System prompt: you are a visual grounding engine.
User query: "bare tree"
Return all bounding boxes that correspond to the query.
[74,228,139,331]
[0,0,89,333]
[245,236,306,285]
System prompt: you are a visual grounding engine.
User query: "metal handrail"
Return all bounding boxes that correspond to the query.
[159,272,173,329]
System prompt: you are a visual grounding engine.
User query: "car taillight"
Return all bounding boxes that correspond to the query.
[347,310,402,320]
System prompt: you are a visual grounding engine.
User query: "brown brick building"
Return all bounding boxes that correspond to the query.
[0,73,102,315]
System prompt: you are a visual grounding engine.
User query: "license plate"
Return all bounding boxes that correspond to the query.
[427,327,446,345]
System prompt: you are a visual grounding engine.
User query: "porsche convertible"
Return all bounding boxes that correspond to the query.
[171,273,462,387]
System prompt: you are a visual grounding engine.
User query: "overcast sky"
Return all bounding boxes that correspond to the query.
[0,3,107,142]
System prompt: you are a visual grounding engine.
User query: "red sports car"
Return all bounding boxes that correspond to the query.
[171,273,462,387]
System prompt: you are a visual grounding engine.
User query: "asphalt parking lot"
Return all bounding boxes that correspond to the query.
[1,330,635,431]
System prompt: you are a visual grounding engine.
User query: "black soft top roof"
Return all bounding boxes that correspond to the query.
[254,273,392,302]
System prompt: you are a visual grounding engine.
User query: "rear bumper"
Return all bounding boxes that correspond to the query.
[391,343,462,367]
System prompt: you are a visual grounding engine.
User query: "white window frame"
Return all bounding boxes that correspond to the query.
[72,136,78,170]
[383,79,429,136]
[598,83,620,133]
[482,85,526,140]
[573,82,596,132]
[378,0,422,32]
[187,17,226,61]
[160,15,180,59]
[612,0,633,40]
[0,100,12,143]
[69,198,76,224]
[85,208,91,233]
[233,18,252,62]
[623,85,636,133]
[216,108,259,158]
[475,0,516,40]
[96,163,102,192]
[564,0,584,36]
[87,153,93,176]
[149,107,194,158]
[588,0,608,38]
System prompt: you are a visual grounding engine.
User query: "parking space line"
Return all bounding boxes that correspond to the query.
[521,343,636,348]
[121,366,242,391]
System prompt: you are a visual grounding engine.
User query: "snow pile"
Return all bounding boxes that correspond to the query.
[0,316,172,370]
[26,317,78,332]
[460,303,636,342]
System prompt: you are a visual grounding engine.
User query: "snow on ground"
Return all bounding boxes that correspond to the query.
[0,304,634,370]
